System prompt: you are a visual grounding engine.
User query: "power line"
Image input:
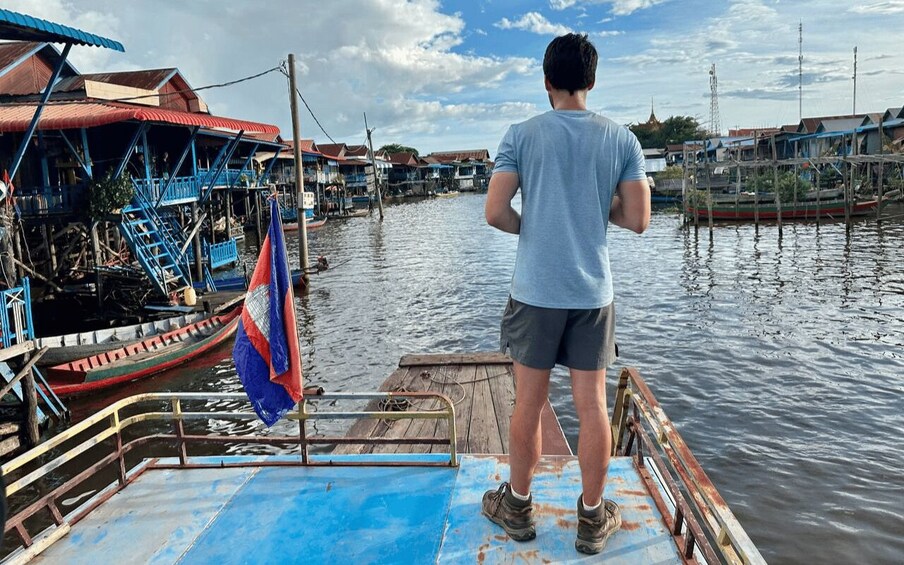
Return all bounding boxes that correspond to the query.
[36,65,283,106]
[279,63,337,144]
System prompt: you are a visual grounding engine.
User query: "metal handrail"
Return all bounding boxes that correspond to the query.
[611,367,766,565]
[1,390,456,556]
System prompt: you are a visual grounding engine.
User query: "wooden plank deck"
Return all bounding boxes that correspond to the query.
[335,352,572,456]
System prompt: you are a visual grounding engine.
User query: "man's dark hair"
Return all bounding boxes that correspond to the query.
[543,33,598,95]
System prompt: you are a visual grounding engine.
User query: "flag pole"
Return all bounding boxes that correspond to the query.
[287,53,310,288]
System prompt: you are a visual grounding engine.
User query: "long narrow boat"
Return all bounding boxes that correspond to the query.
[1,356,765,564]
[688,198,879,221]
[193,270,305,292]
[43,307,241,397]
[35,312,209,367]
[282,216,327,231]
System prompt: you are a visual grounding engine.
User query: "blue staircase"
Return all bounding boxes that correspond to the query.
[119,192,191,296]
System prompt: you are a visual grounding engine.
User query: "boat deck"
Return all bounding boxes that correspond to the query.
[31,454,679,564]
[336,353,571,456]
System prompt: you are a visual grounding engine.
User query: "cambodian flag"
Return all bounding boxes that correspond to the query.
[233,197,303,426]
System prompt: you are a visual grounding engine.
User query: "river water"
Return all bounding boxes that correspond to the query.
[67,194,904,563]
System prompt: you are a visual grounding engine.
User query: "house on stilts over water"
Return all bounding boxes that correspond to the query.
[0,34,284,335]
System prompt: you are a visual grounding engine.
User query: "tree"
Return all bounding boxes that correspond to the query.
[630,115,708,149]
[379,143,419,157]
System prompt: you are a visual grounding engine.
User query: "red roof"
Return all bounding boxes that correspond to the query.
[0,101,279,133]
[426,149,490,162]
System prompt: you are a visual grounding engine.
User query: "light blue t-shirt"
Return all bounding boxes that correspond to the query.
[493,110,646,309]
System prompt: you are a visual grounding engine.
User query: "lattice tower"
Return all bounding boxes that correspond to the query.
[709,63,721,137]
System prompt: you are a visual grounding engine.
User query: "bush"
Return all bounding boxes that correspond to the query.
[89,171,134,220]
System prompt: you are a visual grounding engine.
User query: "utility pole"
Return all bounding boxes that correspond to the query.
[364,113,384,220]
[287,53,310,285]
[798,22,803,121]
[852,46,858,115]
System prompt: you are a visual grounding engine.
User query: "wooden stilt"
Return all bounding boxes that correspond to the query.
[191,203,203,281]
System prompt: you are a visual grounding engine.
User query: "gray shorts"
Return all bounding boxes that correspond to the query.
[499,297,616,371]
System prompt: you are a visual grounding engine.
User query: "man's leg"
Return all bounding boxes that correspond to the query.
[569,368,611,506]
[509,361,551,496]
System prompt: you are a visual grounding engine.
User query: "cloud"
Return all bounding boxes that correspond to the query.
[550,0,669,15]
[4,0,541,154]
[495,12,572,35]
[849,1,904,14]
[596,30,625,37]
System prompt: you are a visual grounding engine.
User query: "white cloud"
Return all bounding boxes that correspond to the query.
[549,0,669,15]
[849,1,904,14]
[596,30,625,37]
[6,0,537,153]
[495,12,572,35]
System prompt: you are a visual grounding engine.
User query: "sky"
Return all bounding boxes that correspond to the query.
[8,0,904,157]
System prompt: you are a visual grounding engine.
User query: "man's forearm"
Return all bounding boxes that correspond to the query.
[488,206,521,234]
[609,194,628,229]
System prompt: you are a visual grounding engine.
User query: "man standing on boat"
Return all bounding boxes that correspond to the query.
[483,33,650,555]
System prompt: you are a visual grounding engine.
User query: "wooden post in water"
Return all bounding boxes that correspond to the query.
[21,354,39,446]
[191,202,203,281]
[753,130,760,228]
[705,159,713,233]
[287,53,310,285]
[254,191,263,245]
[681,144,689,226]
[735,157,742,220]
[815,167,821,227]
[365,113,385,221]
[877,116,884,222]
[771,134,782,236]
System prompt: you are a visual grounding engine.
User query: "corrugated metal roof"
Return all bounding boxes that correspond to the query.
[0,41,40,73]
[0,9,123,51]
[0,101,278,133]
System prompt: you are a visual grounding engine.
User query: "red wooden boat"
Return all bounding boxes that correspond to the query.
[283,216,327,231]
[687,198,879,221]
[44,306,242,397]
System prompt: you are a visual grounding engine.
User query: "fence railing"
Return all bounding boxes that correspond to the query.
[0,277,34,348]
[204,238,239,270]
[133,176,200,205]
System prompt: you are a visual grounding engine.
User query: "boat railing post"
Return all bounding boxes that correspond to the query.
[112,410,126,486]
[172,398,187,466]
[298,399,309,465]
[610,368,631,456]
[447,398,457,466]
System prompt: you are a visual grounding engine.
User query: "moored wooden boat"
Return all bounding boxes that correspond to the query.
[44,306,241,397]
[35,312,209,367]
[193,270,305,292]
[688,198,879,221]
[282,216,327,231]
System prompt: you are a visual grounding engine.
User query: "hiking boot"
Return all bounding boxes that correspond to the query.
[576,496,622,554]
[481,482,536,541]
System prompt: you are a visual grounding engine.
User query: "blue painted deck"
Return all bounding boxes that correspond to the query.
[34,455,680,564]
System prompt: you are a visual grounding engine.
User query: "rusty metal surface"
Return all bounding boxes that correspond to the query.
[611,367,766,565]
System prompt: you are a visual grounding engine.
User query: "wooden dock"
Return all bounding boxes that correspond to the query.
[336,352,571,456]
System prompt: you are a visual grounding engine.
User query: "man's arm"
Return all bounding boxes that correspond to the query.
[609,178,651,234]
[485,172,521,234]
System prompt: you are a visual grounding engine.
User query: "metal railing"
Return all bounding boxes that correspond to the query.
[1,390,456,558]
[611,367,766,565]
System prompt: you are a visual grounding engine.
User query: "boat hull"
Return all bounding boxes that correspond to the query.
[687,199,879,221]
[36,313,209,367]
[283,216,327,231]
[45,307,241,397]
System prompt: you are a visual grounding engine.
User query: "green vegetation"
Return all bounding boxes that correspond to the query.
[630,116,708,149]
[656,165,684,180]
[88,171,134,220]
[745,171,812,203]
[379,143,419,156]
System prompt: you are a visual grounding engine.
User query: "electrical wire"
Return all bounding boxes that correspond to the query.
[279,63,338,144]
[31,65,284,106]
